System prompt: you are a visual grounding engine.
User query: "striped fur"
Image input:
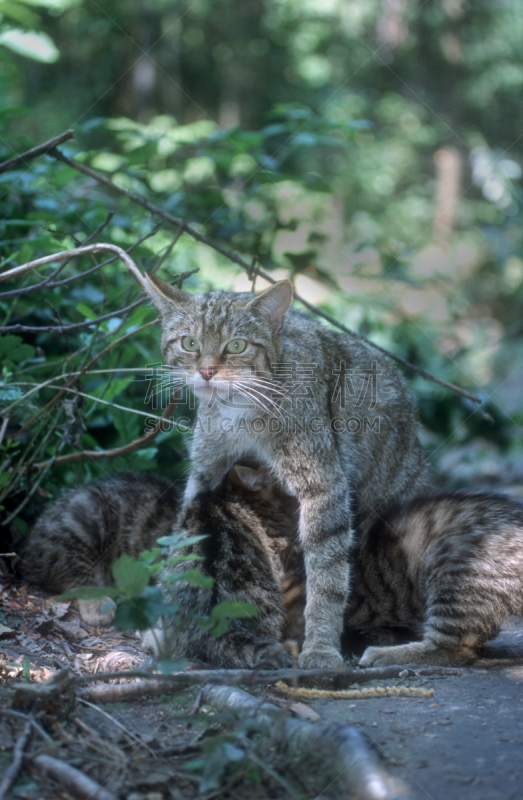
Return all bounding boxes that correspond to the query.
[171,482,523,667]
[145,276,431,668]
[147,463,303,668]
[23,466,523,666]
[352,492,523,665]
[23,472,180,625]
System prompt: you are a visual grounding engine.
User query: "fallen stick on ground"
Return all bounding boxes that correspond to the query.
[78,663,461,703]
[0,720,32,800]
[202,683,413,800]
[32,754,118,800]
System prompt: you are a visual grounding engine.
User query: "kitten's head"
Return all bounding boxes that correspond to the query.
[145,274,292,408]
[228,462,299,522]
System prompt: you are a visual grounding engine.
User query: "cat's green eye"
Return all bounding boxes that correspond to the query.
[181,336,200,352]
[225,339,247,354]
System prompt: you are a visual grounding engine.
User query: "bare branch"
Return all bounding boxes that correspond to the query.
[0,212,119,299]
[78,664,462,702]
[202,684,413,800]
[0,129,74,174]
[33,396,180,470]
[0,243,148,290]
[0,297,146,335]
[0,416,8,448]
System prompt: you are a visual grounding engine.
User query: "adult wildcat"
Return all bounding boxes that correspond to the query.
[144,274,431,668]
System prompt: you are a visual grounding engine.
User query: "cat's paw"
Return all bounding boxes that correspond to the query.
[298,646,344,670]
[359,642,460,667]
[140,627,164,655]
[251,643,293,669]
[77,597,116,627]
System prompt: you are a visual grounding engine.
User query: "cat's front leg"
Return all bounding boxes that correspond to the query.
[294,482,352,669]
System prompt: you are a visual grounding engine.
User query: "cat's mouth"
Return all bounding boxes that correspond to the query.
[191,374,238,399]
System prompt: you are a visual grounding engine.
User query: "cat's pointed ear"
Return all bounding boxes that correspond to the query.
[229,464,265,492]
[144,272,192,316]
[246,280,293,332]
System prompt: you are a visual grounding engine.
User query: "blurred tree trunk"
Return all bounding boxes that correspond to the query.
[433,147,462,247]
[129,1,161,122]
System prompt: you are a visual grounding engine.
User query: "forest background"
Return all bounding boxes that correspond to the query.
[1,0,523,542]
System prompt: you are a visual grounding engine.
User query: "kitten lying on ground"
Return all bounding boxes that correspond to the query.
[23,472,180,625]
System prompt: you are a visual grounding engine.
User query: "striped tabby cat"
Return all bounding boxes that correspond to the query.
[352,491,523,666]
[147,461,303,668]
[24,472,180,625]
[144,275,431,668]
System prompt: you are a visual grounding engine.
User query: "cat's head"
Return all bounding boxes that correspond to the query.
[144,274,293,407]
[227,462,300,522]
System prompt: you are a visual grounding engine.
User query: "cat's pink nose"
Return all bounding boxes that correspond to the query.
[199,366,217,381]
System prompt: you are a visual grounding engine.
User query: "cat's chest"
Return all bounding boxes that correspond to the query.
[193,403,271,462]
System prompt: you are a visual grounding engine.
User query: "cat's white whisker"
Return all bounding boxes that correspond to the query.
[245,377,288,399]
[235,383,286,422]
[234,384,280,420]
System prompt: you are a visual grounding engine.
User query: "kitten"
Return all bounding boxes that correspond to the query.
[168,470,523,667]
[144,275,431,668]
[350,491,523,666]
[147,462,303,668]
[23,472,180,625]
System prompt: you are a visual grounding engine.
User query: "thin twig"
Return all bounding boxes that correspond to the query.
[0,416,9,448]
[0,709,53,742]
[49,145,481,404]
[33,395,179,470]
[78,664,462,703]
[0,129,74,173]
[0,296,145,336]
[7,382,159,419]
[78,698,158,756]
[0,719,32,800]
[0,243,148,290]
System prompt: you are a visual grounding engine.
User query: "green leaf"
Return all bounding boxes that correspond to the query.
[157,533,207,548]
[111,554,149,597]
[208,618,229,637]
[169,569,213,590]
[91,376,133,403]
[113,587,174,630]
[210,601,258,620]
[113,597,155,630]
[58,586,119,601]
[156,656,189,674]
[0,335,35,365]
[76,302,97,320]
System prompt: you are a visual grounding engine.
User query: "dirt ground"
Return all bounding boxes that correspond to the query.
[2,577,523,799]
[314,626,523,800]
